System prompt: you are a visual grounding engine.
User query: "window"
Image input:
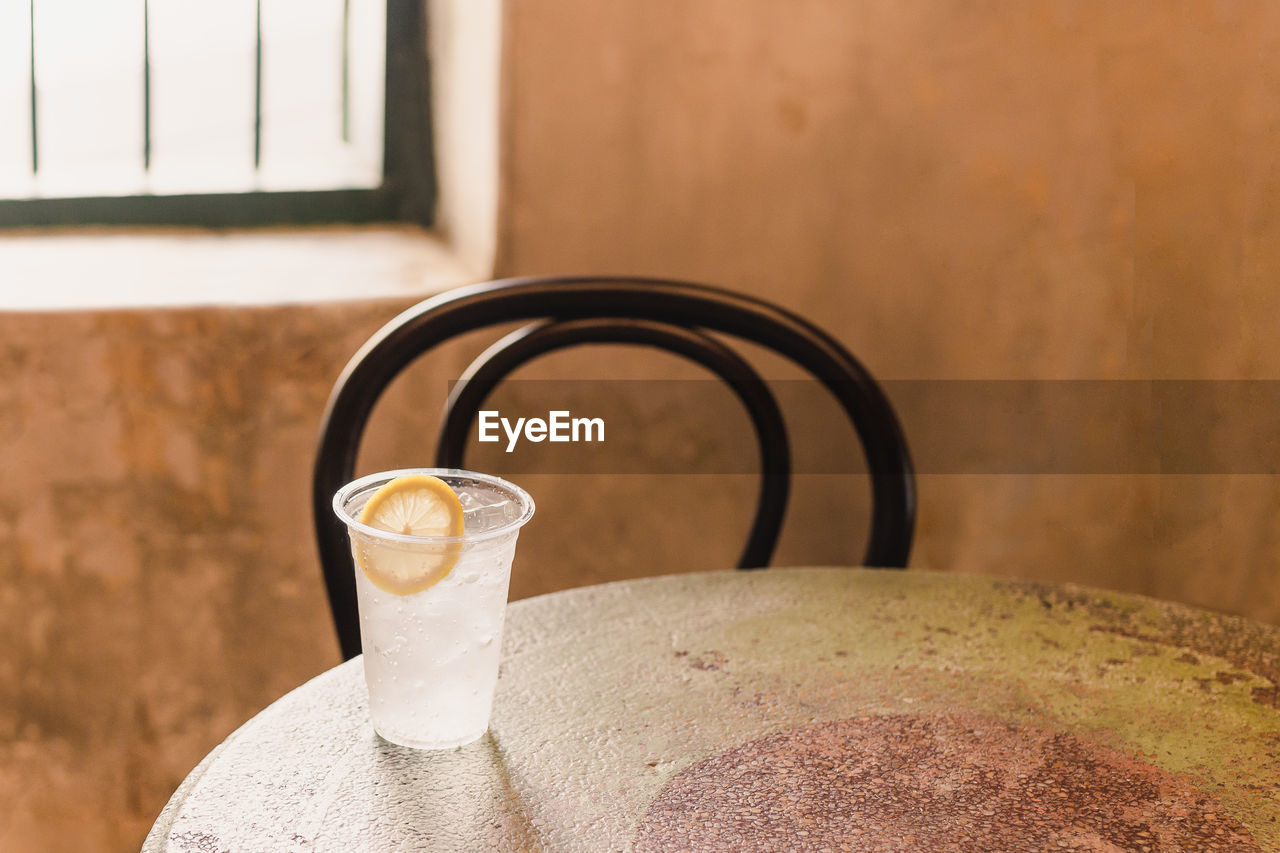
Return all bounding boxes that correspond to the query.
[0,0,434,228]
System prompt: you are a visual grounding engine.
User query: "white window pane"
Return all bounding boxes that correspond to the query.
[33,0,146,197]
[147,0,257,194]
[346,0,385,185]
[0,0,36,198]
[258,0,352,191]
[3,0,386,201]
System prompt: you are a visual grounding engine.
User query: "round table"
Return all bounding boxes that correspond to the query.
[145,568,1280,852]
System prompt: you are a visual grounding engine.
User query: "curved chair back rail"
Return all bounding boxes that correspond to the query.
[436,317,791,570]
[314,276,916,661]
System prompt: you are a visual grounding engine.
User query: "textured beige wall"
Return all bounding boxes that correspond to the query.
[0,304,380,849]
[6,1,1280,850]
[494,0,1280,617]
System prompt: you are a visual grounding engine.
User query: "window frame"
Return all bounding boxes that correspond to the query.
[0,0,435,229]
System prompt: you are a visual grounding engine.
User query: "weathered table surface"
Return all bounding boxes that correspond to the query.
[145,568,1280,852]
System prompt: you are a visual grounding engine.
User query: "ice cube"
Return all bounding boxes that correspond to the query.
[465,500,516,532]
[457,485,518,532]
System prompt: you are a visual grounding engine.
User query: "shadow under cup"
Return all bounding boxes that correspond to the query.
[333,469,535,749]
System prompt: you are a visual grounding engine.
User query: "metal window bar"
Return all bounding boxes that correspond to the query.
[342,0,351,144]
[2,0,434,229]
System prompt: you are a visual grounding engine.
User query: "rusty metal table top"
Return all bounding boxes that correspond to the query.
[145,568,1280,852]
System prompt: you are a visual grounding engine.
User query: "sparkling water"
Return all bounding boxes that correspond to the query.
[341,472,533,749]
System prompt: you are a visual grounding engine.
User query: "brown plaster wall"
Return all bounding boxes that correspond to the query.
[5,0,1280,850]
[494,0,1280,617]
[0,305,370,849]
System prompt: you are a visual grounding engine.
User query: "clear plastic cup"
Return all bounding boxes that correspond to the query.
[334,468,535,749]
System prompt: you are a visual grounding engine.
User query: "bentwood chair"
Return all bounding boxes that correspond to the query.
[314,276,915,660]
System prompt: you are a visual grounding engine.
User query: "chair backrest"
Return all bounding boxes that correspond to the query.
[313,276,915,660]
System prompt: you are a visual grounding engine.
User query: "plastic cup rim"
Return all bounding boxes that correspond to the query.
[333,467,535,546]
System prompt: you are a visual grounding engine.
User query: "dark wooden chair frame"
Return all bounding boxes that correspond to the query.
[313,276,916,660]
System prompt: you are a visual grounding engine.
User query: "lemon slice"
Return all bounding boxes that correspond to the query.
[356,475,465,595]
